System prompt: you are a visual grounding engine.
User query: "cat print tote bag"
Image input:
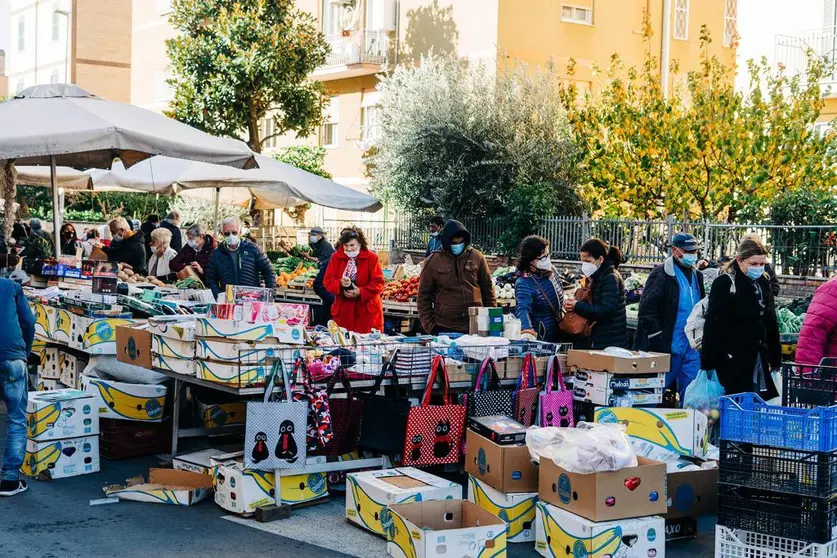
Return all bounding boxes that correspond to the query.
[514,353,541,427]
[401,355,466,467]
[539,354,574,428]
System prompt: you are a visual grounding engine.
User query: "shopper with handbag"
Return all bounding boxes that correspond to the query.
[564,238,628,349]
[515,235,565,342]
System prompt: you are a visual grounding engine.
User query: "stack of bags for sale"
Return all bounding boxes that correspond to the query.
[21,388,100,479]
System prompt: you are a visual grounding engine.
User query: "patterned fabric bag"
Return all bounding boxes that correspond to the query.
[539,354,574,428]
[401,355,466,467]
[514,353,541,427]
[466,357,515,421]
[292,358,334,452]
[321,367,363,457]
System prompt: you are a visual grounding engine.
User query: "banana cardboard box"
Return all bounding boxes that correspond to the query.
[27,389,99,441]
[32,338,47,357]
[32,302,50,339]
[387,500,506,558]
[574,370,666,391]
[151,334,196,360]
[535,501,665,558]
[82,375,167,422]
[37,379,60,391]
[195,317,304,345]
[59,352,86,389]
[147,317,197,341]
[465,429,538,493]
[467,475,537,543]
[196,399,246,429]
[152,353,196,376]
[567,350,670,375]
[573,385,664,406]
[594,407,709,459]
[72,316,138,354]
[195,338,279,364]
[105,468,214,506]
[39,347,61,380]
[195,359,268,387]
[173,449,225,475]
[346,467,462,537]
[212,452,327,513]
[50,307,74,344]
[21,435,100,479]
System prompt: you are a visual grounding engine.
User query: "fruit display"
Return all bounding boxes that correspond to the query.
[494,282,515,301]
[276,261,318,289]
[382,277,419,302]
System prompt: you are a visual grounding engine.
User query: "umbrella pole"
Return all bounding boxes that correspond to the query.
[213,187,220,233]
[50,155,61,258]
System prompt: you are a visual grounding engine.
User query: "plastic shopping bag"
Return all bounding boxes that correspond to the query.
[683,369,725,426]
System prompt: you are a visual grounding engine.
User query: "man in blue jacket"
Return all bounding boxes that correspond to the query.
[205,217,277,298]
[424,216,445,258]
[0,276,35,496]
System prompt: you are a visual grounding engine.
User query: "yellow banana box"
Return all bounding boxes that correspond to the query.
[195,359,268,387]
[105,468,214,506]
[173,449,225,475]
[595,407,709,459]
[148,317,197,341]
[387,500,507,558]
[72,315,139,355]
[151,335,196,360]
[346,467,462,537]
[212,453,327,513]
[59,352,85,389]
[82,376,167,422]
[195,338,279,364]
[196,400,246,429]
[32,338,47,357]
[50,308,74,344]
[31,302,50,339]
[195,317,304,345]
[39,347,61,380]
[467,475,537,543]
[27,389,99,441]
[21,435,100,479]
[535,501,664,558]
[152,353,196,376]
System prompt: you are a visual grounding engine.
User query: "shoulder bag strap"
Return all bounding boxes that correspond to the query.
[263,359,280,403]
[421,355,445,407]
[532,277,562,323]
[550,354,567,392]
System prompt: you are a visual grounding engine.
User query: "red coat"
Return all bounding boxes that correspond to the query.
[323,247,385,333]
[796,278,837,365]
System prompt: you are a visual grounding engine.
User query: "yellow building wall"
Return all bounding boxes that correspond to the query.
[820,98,837,123]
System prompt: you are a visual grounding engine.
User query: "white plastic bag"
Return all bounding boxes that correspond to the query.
[83,356,167,385]
[525,422,638,474]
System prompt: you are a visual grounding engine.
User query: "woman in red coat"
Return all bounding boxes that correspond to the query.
[323,227,385,333]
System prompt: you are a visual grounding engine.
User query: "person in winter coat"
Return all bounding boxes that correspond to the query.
[564,238,627,349]
[635,233,705,403]
[307,227,335,266]
[147,228,178,281]
[140,214,159,259]
[424,216,445,258]
[102,217,147,275]
[169,223,217,282]
[514,235,564,342]
[159,211,183,252]
[312,256,335,327]
[58,223,81,256]
[701,236,781,399]
[323,227,385,333]
[794,277,837,365]
[418,220,496,334]
[205,217,276,298]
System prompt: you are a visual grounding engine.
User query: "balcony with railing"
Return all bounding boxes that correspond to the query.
[775,26,837,95]
[313,28,395,81]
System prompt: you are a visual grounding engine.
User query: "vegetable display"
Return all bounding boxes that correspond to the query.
[777,308,804,335]
[382,277,419,302]
[175,276,204,290]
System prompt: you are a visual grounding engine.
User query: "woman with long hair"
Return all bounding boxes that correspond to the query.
[701,236,781,398]
[564,238,628,349]
[514,235,564,342]
[59,223,81,256]
[323,227,385,333]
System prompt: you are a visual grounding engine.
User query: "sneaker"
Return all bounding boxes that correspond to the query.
[0,479,28,497]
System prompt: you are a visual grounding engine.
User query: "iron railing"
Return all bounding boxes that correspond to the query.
[775,26,837,85]
[322,29,393,67]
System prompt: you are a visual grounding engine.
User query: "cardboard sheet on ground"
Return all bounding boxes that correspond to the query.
[105,468,214,506]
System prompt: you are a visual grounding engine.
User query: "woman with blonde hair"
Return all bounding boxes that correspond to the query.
[147,227,178,281]
[701,236,781,398]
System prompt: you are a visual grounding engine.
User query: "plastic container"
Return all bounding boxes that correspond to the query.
[783,362,837,409]
[720,393,837,452]
[99,418,171,460]
[715,525,837,558]
[719,440,837,498]
[717,482,837,544]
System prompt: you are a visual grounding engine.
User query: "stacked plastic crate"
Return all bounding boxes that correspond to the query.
[715,362,837,558]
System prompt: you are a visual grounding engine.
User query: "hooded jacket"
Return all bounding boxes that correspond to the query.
[794,277,837,365]
[169,234,217,281]
[417,220,496,334]
[105,230,147,275]
[205,238,276,297]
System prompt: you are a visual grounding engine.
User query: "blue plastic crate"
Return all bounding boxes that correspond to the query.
[720,393,837,452]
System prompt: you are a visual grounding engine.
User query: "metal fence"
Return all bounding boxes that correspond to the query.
[314,216,837,278]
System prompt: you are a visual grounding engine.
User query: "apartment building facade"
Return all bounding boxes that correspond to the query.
[7,0,132,101]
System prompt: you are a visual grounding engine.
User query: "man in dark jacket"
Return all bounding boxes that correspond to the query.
[159,211,183,252]
[102,217,148,275]
[140,214,159,259]
[312,257,335,326]
[0,277,35,496]
[169,223,216,282]
[417,220,496,334]
[636,233,705,403]
[205,217,276,298]
[307,227,335,266]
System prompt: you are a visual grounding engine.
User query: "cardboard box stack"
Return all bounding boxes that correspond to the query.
[146,317,197,377]
[21,389,100,480]
[36,347,88,391]
[468,307,504,337]
[568,349,669,422]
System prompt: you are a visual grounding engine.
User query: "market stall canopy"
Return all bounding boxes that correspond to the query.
[0,84,255,169]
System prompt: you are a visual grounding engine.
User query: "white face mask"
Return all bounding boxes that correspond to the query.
[345,249,360,259]
[187,238,199,250]
[225,233,240,248]
[430,231,440,237]
[535,256,551,271]
[581,262,599,277]
[112,234,123,242]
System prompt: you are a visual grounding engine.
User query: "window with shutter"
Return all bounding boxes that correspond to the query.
[723,0,737,48]
[674,0,689,41]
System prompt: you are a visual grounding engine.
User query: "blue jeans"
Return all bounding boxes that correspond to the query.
[1,360,28,481]
[666,350,701,407]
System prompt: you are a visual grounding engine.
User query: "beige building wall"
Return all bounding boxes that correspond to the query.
[130,0,175,112]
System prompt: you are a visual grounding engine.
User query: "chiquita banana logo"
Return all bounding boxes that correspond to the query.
[279,473,327,504]
[195,361,264,386]
[596,408,690,455]
[89,379,164,421]
[28,403,62,438]
[387,510,419,558]
[537,502,622,558]
[468,477,536,540]
[23,442,63,477]
[347,476,421,536]
[83,319,133,348]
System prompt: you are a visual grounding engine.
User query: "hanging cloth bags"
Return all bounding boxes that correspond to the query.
[539,354,574,428]
[514,353,541,427]
[466,356,516,421]
[291,358,334,452]
[358,360,412,455]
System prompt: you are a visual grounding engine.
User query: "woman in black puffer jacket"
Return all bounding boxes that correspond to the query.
[564,238,628,349]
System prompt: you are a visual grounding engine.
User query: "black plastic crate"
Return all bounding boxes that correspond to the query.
[719,440,837,498]
[717,482,837,544]
[100,419,171,460]
[783,361,837,409]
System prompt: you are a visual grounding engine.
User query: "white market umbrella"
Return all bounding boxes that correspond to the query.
[0,83,255,255]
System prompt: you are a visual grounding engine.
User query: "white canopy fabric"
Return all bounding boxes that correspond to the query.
[0,84,255,169]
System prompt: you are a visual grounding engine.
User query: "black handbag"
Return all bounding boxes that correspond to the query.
[358,360,412,455]
[465,357,515,421]
[321,367,364,457]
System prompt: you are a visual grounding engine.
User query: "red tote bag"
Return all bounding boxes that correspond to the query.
[401,355,466,467]
[514,353,541,427]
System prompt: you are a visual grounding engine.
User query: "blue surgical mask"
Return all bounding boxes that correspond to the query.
[680,254,698,267]
[746,265,765,280]
[450,243,465,256]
